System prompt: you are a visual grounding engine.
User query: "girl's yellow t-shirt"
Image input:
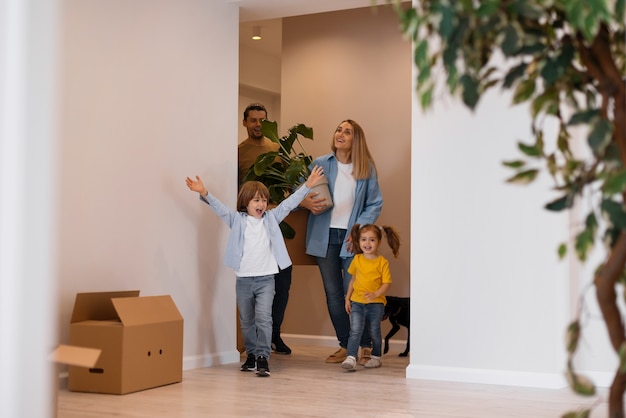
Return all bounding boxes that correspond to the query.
[347,254,392,305]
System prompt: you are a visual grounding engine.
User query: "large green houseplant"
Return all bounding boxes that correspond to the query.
[242,119,314,239]
[384,0,625,416]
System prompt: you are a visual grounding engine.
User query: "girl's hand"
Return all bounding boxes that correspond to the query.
[363,291,376,303]
[185,176,208,196]
[345,298,352,314]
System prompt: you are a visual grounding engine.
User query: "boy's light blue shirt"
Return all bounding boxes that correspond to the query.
[200,184,312,272]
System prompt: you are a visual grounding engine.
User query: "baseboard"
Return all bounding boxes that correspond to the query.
[406,364,568,389]
[281,333,409,352]
[183,349,241,370]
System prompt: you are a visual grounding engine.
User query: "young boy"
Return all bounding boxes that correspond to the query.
[185,166,324,376]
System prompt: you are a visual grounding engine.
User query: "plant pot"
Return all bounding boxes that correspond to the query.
[309,177,333,214]
[283,210,317,265]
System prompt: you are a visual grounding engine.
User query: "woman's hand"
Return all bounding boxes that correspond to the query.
[300,192,329,215]
[185,176,208,197]
[345,234,354,253]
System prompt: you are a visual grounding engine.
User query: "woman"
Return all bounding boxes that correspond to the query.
[300,119,383,363]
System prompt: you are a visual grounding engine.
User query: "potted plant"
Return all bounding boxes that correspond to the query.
[242,119,328,265]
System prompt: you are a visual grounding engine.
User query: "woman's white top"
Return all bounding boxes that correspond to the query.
[330,161,356,230]
[236,216,279,277]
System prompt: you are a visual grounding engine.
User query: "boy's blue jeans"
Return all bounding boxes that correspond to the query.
[346,301,384,359]
[236,274,275,359]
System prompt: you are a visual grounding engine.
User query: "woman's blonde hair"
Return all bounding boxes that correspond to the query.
[237,181,270,212]
[331,119,377,180]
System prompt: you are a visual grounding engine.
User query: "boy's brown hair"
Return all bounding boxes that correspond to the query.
[237,181,270,212]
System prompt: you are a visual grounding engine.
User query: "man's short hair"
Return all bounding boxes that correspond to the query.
[243,103,267,120]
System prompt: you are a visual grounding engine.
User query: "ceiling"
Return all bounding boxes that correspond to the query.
[236,0,378,57]
[233,0,378,22]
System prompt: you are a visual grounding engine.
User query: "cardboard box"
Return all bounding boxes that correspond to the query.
[51,345,102,417]
[68,290,184,394]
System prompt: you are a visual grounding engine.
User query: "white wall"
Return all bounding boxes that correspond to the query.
[0,1,60,416]
[57,0,241,370]
[409,86,574,387]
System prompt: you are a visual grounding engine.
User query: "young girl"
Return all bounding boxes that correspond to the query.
[341,223,400,371]
[185,166,324,377]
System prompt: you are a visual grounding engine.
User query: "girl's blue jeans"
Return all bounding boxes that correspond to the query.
[346,301,384,359]
[236,274,275,359]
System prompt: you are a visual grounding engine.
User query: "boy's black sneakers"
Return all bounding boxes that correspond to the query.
[256,356,270,377]
[272,334,292,355]
[240,354,256,372]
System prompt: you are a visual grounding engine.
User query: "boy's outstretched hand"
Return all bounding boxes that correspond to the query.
[185,176,208,197]
[304,165,325,189]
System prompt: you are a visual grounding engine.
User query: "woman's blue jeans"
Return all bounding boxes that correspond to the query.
[316,228,371,349]
[236,274,275,359]
[346,302,384,359]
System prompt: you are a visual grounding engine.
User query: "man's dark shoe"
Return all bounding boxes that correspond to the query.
[240,353,256,372]
[272,334,292,355]
[256,356,270,377]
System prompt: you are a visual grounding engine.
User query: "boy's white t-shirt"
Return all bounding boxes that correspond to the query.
[236,216,279,277]
[330,161,356,230]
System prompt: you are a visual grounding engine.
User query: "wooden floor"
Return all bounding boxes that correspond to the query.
[57,345,609,418]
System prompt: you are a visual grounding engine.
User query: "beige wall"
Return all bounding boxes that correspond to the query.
[57,0,241,369]
[274,6,411,343]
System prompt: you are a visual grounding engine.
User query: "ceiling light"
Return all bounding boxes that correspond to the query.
[252,26,262,41]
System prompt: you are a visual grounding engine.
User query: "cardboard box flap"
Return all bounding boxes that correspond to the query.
[70,290,140,323]
[50,344,101,368]
[112,295,183,326]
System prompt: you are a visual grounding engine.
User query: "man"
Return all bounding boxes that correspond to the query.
[238,102,292,355]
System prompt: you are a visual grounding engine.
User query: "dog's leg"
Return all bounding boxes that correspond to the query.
[384,318,400,354]
[400,327,409,357]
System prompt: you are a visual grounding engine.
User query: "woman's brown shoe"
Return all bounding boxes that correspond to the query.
[357,347,372,366]
[325,347,347,363]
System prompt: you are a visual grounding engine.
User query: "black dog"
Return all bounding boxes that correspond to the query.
[383,296,410,357]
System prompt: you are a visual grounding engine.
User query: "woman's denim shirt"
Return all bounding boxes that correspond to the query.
[305,154,383,259]
[200,184,312,272]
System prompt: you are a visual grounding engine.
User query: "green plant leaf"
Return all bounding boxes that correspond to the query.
[574,214,597,261]
[502,62,528,89]
[476,0,500,18]
[558,243,567,259]
[251,152,280,175]
[261,119,280,143]
[502,160,526,168]
[545,195,572,212]
[561,409,591,418]
[294,123,314,139]
[501,23,520,56]
[505,169,538,184]
[600,199,626,229]
[587,118,613,156]
[279,220,295,239]
[517,140,542,157]
[567,109,599,126]
[617,0,625,21]
[512,78,536,104]
[602,170,626,195]
[565,320,580,354]
[460,74,480,109]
